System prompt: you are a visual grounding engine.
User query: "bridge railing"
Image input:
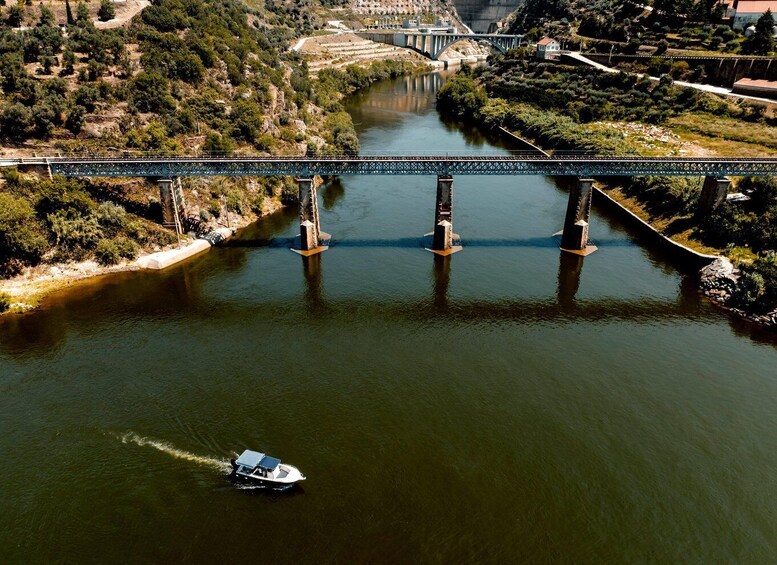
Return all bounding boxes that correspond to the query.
[45,151,777,163]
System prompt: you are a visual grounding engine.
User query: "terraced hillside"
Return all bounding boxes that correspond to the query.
[300,34,428,75]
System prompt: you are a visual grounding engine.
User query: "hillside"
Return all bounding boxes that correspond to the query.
[0,0,425,312]
[508,0,774,56]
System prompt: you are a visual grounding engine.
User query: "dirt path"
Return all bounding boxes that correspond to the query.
[95,0,150,30]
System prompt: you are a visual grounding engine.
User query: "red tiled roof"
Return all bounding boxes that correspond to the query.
[537,37,557,46]
[733,1,777,13]
[734,78,777,89]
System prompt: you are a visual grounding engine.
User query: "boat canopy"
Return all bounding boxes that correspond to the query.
[236,450,265,468]
[235,450,281,471]
[258,455,281,471]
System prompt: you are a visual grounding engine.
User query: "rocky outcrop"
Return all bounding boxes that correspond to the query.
[699,258,777,328]
[700,257,738,303]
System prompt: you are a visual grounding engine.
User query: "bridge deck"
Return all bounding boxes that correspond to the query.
[36,155,777,177]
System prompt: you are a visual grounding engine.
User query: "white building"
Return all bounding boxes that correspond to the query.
[726,0,777,29]
[536,37,561,60]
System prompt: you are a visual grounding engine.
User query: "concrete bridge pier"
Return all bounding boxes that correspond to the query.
[293,177,330,256]
[560,178,597,255]
[696,176,731,218]
[426,175,462,255]
[159,178,187,231]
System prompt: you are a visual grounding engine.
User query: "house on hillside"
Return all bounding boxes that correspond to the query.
[536,37,561,60]
[726,0,777,29]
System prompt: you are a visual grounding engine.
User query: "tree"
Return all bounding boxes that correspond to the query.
[76,1,90,25]
[130,71,174,113]
[0,193,46,276]
[744,10,775,55]
[1,104,34,140]
[65,0,74,25]
[65,104,86,134]
[98,0,115,22]
[6,5,23,27]
[38,54,55,75]
[38,5,54,26]
[61,48,76,76]
[32,101,57,136]
[203,132,234,155]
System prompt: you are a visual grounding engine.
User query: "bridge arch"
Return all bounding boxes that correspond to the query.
[390,32,522,61]
[431,36,513,60]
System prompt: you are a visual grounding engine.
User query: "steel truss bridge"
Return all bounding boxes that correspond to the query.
[37,155,777,178]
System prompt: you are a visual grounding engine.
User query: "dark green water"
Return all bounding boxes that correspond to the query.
[3,73,777,564]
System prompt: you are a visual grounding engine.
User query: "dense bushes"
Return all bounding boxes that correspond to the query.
[697,177,777,252]
[0,173,171,277]
[730,258,777,313]
[0,192,47,277]
[437,73,488,121]
[484,55,716,125]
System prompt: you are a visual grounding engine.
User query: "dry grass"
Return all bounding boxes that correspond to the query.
[601,186,723,255]
[668,113,777,156]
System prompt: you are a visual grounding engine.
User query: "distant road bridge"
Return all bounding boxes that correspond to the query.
[10,153,777,257]
[357,30,523,60]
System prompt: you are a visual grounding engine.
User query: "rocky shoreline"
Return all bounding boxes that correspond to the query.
[700,258,777,328]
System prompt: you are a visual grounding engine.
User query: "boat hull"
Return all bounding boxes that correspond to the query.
[229,459,304,489]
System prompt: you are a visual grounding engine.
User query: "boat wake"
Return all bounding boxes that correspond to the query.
[117,432,232,472]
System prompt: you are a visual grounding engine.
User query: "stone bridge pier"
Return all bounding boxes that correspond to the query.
[696,176,731,218]
[427,175,462,255]
[293,177,330,255]
[560,178,597,255]
[158,178,187,232]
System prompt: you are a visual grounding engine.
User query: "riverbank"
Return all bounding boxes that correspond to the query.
[437,59,777,329]
[0,192,284,315]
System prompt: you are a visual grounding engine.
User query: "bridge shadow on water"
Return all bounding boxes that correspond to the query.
[3,243,777,358]
[224,236,635,250]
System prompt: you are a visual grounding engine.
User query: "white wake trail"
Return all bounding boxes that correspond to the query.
[118,432,232,472]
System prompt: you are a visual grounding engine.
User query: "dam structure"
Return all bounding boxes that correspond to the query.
[452,0,524,33]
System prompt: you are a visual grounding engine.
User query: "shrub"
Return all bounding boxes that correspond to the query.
[48,209,102,252]
[94,238,121,265]
[0,293,10,312]
[98,0,115,22]
[1,103,34,140]
[437,74,487,120]
[96,201,127,232]
[250,193,265,215]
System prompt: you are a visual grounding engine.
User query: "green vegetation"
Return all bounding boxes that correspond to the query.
[0,292,9,312]
[438,55,777,318]
[743,10,776,55]
[508,0,768,56]
[0,0,379,155]
[97,0,115,22]
[0,171,173,276]
[481,55,737,125]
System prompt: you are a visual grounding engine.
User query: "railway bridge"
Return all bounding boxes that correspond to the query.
[13,154,777,257]
[357,30,523,60]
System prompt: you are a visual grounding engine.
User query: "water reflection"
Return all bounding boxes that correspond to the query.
[320,178,346,210]
[302,253,325,314]
[557,252,584,309]
[432,254,451,312]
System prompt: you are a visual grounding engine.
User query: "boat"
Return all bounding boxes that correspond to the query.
[230,449,306,488]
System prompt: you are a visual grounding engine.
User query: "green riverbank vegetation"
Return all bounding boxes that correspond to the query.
[437,55,777,317]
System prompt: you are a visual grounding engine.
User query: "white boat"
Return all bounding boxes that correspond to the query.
[230,449,305,488]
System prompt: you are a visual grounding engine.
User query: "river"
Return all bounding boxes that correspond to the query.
[2,72,777,563]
